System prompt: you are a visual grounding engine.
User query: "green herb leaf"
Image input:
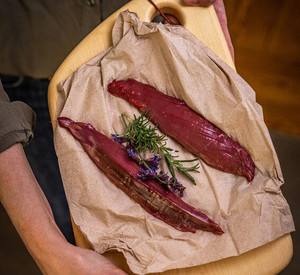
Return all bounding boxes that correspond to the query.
[117,110,200,185]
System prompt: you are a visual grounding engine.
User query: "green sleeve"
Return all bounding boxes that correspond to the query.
[0,80,36,152]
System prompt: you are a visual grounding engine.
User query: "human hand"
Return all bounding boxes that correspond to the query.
[0,144,127,275]
[40,244,128,275]
[66,246,128,275]
[183,0,234,59]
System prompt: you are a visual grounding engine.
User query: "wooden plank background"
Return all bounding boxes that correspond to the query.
[224,0,300,136]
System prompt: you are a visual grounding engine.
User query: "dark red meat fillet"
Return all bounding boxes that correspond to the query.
[108,79,255,181]
[58,117,223,234]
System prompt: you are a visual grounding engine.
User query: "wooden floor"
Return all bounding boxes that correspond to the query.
[225,0,300,136]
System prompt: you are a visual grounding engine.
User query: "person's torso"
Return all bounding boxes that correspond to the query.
[0,0,129,78]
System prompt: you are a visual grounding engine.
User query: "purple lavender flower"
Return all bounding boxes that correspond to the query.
[111,134,129,144]
[157,171,169,182]
[112,130,186,197]
[144,155,161,171]
[126,148,140,163]
[138,167,156,180]
[169,177,186,197]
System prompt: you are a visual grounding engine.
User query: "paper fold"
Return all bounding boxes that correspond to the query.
[54,11,294,274]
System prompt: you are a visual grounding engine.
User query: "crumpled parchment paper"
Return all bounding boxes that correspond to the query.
[54,10,295,274]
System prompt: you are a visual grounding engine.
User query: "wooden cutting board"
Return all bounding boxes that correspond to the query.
[48,0,293,274]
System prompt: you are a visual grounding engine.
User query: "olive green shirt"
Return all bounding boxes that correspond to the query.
[0,0,129,152]
[0,81,36,152]
[0,0,129,78]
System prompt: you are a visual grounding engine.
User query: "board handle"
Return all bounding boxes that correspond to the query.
[48,0,234,128]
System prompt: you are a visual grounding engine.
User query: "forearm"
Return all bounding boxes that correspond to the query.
[0,143,70,272]
[0,143,128,275]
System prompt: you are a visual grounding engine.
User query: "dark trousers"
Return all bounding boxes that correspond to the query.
[1,75,75,244]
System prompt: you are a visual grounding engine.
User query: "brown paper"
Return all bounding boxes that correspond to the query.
[54,11,295,274]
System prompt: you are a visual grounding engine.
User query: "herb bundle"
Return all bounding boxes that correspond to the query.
[112,110,200,196]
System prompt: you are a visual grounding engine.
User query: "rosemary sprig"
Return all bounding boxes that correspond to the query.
[115,110,200,185]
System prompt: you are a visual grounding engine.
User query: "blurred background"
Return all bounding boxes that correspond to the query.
[0,0,299,274]
[225,1,299,273]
